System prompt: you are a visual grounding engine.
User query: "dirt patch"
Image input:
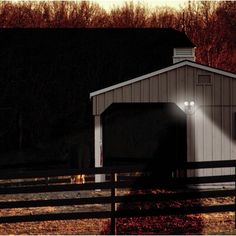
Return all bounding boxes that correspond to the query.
[0,219,109,235]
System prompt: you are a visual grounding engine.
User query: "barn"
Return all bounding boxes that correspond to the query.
[90,43,236,182]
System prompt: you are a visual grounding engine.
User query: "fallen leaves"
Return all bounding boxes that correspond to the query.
[102,188,235,235]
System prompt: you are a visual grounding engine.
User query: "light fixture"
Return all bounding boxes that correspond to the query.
[190,101,195,106]
[184,101,189,106]
[184,100,195,114]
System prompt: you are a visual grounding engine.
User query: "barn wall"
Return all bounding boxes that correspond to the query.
[92,65,236,177]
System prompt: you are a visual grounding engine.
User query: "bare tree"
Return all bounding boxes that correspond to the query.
[148,7,178,28]
[67,1,108,27]
[108,1,148,27]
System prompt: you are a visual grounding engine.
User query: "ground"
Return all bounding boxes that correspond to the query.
[0,188,235,235]
[0,213,235,235]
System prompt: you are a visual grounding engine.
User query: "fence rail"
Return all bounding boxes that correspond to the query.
[0,160,235,178]
[0,160,235,234]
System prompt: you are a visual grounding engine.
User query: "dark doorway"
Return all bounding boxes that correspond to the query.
[102,103,187,180]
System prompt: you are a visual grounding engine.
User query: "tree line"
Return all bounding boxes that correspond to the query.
[0,1,235,72]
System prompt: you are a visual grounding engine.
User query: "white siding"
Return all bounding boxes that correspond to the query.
[167,70,176,102]
[131,82,141,102]
[204,85,213,176]
[195,85,204,176]
[150,76,158,102]
[212,74,222,176]
[159,73,168,101]
[114,88,123,102]
[141,79,150,102]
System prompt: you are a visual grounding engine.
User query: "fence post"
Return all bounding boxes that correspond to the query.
[110,172,117,235]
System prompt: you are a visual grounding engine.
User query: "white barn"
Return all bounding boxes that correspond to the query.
[90,45,236,183]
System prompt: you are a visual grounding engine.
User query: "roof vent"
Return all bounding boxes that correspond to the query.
[173,48,195,63]
[198,75,212,84]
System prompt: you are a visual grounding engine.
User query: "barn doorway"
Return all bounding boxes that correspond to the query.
[102,103,187,180]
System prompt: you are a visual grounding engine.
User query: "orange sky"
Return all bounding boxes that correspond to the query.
[91,0,188,10]
[10,0,189,9]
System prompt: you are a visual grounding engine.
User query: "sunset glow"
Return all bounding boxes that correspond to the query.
[10,0,188,10]
[91,0,188,10]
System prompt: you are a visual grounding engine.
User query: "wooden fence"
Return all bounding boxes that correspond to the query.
[0,160,235,234]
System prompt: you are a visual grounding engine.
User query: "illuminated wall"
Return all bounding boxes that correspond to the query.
[92,64,236,177]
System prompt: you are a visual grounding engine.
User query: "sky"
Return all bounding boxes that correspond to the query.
[91,0,189,10]
[10,0,189,10]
